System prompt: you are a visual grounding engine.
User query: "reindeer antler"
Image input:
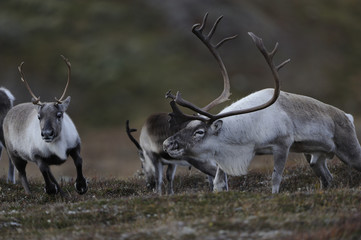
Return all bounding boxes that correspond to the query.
[55,55,71,105]
[166,13,238,126]
[168,32,290,124]
[192,12,237,111]
[126,120,142,151]
[18,62,42,105]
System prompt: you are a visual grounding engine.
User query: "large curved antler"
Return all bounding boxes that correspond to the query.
[18,62,42,105]
[55,55,71,105]
[191,13,238,111]
[167,32,290,124]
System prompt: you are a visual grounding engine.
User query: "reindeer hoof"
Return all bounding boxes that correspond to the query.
[213,181,228,192]
[75,178,88,195]
[44,183,58,195]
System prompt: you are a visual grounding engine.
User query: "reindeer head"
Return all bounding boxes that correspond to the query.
[36,97,71,142]
[18,55,72,143]
[163,13,290,159]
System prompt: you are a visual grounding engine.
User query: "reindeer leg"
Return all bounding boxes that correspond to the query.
[47,170,67,197]
[7,157,16,184]
[0,147,13,183]
[154,160,163,195]
[11,155,31,194]
[69,145,88,195]
[305,153,333,189]
[166,164,177,195]
[37,160,59,195]
[272,145,290,194]
[213,166,228,192]
[184,157,218,191]
[207,175,214,191]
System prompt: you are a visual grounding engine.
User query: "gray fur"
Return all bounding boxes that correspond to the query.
[1,89,87,195]
[0,88,15,183]
[164,89,361,193]
[128,113,227,195]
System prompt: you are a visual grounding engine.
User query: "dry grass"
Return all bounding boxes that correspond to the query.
[1,157,361,240]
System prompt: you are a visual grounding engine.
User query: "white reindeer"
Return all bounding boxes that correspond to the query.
[0,56,88,195]
[164,28,361,193]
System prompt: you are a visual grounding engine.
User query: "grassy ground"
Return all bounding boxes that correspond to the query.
[0,159,361,240]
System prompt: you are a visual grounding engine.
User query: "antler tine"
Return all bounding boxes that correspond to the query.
[18,62,42,105]
[270,42,279,58]
[55,55,71,104]
[174,92,214,119]
[249,33,290,70]
[206,15,223,40]
[276,59,291,71]
[167,90,209,122]
[215,34,238,49]
[169,100,205,122]
[165,90,176,100]
[192,12,208,33]
[126,120,142,151]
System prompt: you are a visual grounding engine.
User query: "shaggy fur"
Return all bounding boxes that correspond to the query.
[164,89,361,193]
[0,88,87,195]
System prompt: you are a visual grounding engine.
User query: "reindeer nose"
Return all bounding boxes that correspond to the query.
[41,129,54,138]
[163,139,178,152]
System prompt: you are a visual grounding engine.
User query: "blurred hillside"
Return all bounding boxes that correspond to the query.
[0,0,361,129]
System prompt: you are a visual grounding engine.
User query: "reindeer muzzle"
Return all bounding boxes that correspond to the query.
[163,139,184,158]
[41,129,55,142]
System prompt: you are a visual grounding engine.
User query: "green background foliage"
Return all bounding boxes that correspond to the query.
[1,0,361,128]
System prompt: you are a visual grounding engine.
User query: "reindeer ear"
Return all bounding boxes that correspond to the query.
[211,120,223,135]
[58,96,71,112]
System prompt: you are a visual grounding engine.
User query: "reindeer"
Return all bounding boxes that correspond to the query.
[127,118,220,195]
[0,56,88,195]
[0,88,16,184]
[125,14,237,194]
[164,16,361,193]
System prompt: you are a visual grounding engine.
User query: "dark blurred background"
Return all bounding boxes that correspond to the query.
[0,0,361,179]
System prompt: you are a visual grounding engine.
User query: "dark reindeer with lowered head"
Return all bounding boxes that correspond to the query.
[127,118,216,195]
[164,29,361,193]
[126,14,238,194]
[0,56,88,195]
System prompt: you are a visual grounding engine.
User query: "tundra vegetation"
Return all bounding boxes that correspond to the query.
[0,159,360,239]
[1,1,361,239]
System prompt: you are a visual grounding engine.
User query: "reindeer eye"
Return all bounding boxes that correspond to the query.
[193,129,205,137]
[37,114,41,120]
[56,112,63,119]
